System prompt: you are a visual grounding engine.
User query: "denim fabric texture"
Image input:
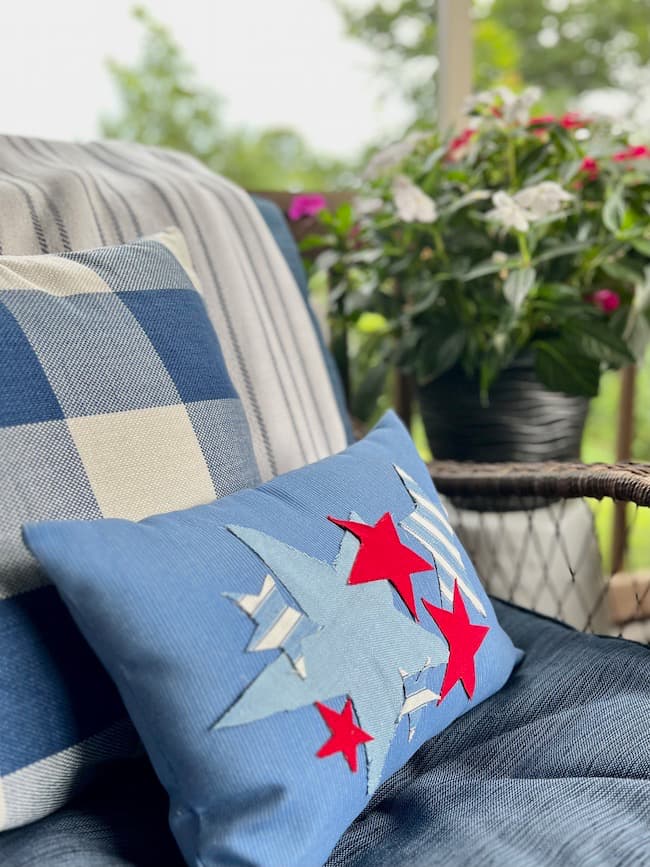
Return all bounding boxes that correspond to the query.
[24,411,520,867]
[1,601,647,867]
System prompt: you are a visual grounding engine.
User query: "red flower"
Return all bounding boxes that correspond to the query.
[579,156,599,182]
[287,193,328,221]
[612,145,650,162]
[588,289,621,313]
[528,114,556,126]
[560,112,590,129]
[446,127,476,161]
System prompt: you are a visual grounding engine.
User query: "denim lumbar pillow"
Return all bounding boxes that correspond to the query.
[24,411,521,866]
[0,228,260,830]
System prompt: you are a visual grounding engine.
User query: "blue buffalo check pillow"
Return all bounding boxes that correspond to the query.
[25,411,521,866]
[0,228,259,830]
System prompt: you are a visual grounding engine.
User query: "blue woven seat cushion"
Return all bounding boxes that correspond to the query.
[24,411,520,867]
[0,228,260,830]
[1,600,647,867]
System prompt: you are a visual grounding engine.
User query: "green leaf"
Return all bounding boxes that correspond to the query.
[532,240,592,266]
[414,326,466,384]
[503,267,536,312]
[600,259,644,285]
[631,238,650,257]
[438,189,491,217]
[603,185,626,233]
[461,260,514,282]
[332,202,355,234]
[634,266,650,314]
[565,319,634,367]
[533,339,601,397]
[299,233,335,251]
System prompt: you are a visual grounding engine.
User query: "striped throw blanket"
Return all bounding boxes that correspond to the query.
[0,135,348,480]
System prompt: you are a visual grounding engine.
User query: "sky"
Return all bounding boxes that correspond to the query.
[2,0,412,158]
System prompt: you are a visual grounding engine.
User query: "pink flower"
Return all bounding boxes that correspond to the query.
[579,156,599,181]
[560,112,590,129]
[589,289,621,313]
[287,193,328,221]
[612,145,650,162]
[446,127,476,161]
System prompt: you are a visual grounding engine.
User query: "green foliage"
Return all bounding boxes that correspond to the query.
[101,6,344,190]
[486,0,650,94]
[335,0,521,121]
[306,87,650,412]
[336,0,650,121]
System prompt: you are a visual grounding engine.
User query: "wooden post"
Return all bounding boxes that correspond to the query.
[438,0,474,132]
[611,365,636,572]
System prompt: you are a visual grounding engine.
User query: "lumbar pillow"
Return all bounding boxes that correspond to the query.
[0,228,260,830]
[24,410,521,865]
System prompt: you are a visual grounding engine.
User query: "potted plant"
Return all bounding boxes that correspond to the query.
[304,86,650,462]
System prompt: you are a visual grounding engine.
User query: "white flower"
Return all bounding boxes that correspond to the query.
[514,181,573,219]
[391,175,438,223]
[363,132,431,179]
[463,89,497,113]
[486,191,531,232]
[500,86,541,125]
[464,85,541,126]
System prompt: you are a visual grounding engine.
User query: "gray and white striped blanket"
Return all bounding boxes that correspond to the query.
[0,135,348,479]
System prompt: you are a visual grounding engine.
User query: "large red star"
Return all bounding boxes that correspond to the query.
[422,582,490,703]
[315,698,373,772]
[328,512,432,619]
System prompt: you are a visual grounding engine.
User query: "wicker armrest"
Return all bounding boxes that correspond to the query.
[430,461,650,508]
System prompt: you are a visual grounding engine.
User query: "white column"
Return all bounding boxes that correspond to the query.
[437,0,474,132]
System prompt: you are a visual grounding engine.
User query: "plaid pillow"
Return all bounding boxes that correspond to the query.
[0,228,260,830]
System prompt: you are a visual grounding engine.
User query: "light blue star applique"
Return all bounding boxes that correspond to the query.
[214,515,448,794]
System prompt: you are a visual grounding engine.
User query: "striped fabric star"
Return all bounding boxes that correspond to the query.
[396,466,487,618]
[225,574,319,678]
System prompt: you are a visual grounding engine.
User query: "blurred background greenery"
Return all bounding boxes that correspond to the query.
[102,2,650,567]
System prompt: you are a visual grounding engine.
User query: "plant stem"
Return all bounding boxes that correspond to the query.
[431,227,448,263]
[518,232,531,266]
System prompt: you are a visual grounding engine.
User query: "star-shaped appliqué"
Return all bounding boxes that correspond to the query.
[315,697,373,772]
[224,573,319,678]
[328,511,433,619]
[398,664,440,741]
[396,466,486,618]
[214,513,448,794]
[422,582,490,702]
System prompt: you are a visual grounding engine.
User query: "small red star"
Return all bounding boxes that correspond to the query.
[422,582,490,703]
[328,512,432,619]
[315,698,373,773]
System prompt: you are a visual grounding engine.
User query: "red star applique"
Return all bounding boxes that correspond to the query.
[315,697,373,773]
[422,582,490,703]
[328,512,432,619]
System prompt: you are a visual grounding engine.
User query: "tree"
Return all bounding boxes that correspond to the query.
[101,6,345,189]
[335,0,650,122]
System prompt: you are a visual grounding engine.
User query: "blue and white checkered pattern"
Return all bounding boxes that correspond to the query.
[0,228,260,830]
